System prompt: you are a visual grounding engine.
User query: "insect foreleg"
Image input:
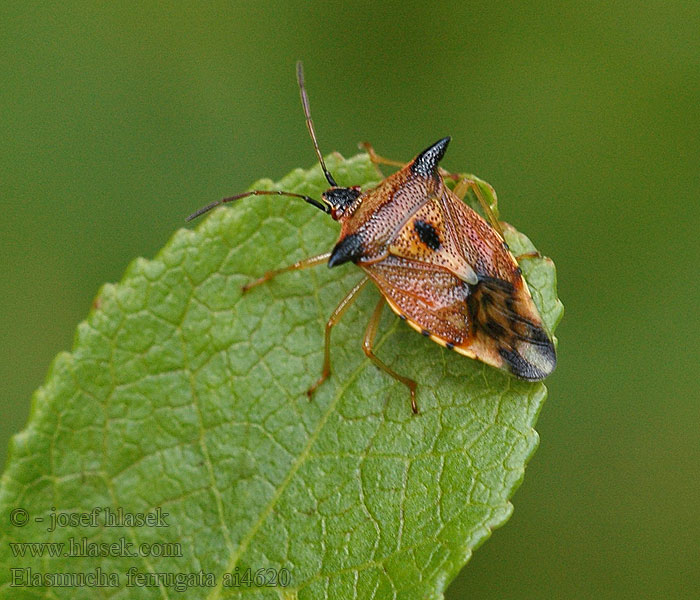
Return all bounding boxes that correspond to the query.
[362,296,419,414]
[306,277,370,399]
[241,252,331,293]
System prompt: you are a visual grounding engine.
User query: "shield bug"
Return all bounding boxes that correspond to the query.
[187,62,556,414]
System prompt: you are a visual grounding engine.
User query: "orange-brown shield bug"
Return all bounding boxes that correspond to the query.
[187,61,556,414]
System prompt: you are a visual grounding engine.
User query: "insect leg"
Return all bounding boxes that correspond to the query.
[452,177,505,238]
[438,168,462,182]
[359,142,407,168]
[242,252,331,293]
[515,250,542,261]
[362,296,419,414]
[306,277,370,399]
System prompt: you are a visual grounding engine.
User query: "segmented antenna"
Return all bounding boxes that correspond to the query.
[185,63,337,223]
[186,190,328,222]
[296,61,338,187]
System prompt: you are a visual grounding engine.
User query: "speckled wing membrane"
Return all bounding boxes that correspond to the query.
[346,148,556,381]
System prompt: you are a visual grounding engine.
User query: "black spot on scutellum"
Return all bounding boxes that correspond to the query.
[411,137,450,178]
[328,233,365,268]
[414,219,441,250]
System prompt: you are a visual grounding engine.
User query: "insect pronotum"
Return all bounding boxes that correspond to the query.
[187,62,556,414]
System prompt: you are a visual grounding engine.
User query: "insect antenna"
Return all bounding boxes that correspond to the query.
[187,63,341,223]
[296,61,338,188]
[186,190,329,222]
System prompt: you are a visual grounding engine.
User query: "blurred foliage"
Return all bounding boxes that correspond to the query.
[1,1,698,599]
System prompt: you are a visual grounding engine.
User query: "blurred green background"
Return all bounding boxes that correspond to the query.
[2,1,698,598]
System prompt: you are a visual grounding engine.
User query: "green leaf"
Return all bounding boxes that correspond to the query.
[0,153,563,599]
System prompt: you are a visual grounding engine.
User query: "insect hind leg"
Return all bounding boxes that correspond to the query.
[363,296,419,414]
[514,250,542,261]
[452,177,504,238]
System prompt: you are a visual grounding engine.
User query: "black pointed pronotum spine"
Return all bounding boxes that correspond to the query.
[411,136,451,177]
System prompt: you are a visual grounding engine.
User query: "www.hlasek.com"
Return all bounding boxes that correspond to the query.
[9,536,182,559]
